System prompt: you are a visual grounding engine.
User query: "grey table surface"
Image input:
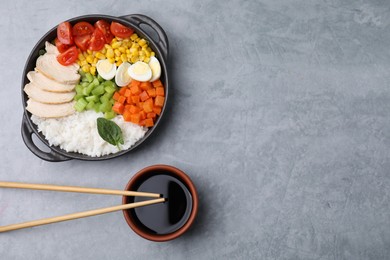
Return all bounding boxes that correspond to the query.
[1,0,389,259]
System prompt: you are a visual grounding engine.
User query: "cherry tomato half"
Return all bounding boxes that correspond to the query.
[88,28,105,51]
[74,34,91,51]
[72,21,94,36]
[95,20,114,43]
[57,22,73,45]
[54,37,70,53]
[57,46,78,66]
[110,22,134,38]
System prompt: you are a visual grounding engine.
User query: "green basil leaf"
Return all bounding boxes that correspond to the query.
[97,117,124,149]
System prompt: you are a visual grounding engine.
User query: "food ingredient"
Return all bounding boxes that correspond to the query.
[97,117,124,149]
[96,59,116,80]
[115,62,132,87]
[112,79,165,127]
[73,71,118,119]
[128,61,152,82]
[31,110,147,157]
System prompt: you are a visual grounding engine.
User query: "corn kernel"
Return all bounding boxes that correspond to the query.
[144,57,150,63]
[82,64,90,73]
[138,39,147,47]
[104,44,112,49]
[115,56,120,61]
[87,49,92,54]
[130,33,139,41]
[111,41,121,49]
[93,57,98,64]
[114,49,121,57]
[151,52,155,57]
[96,52,106,60]
[111,38,117,43]
[126,49,130,54]
[86,55,94,64]
[80,60,88,66]
[106,48,114,58]
[116,60,123,66]
[131,56,138,63]
[108,57,115,64]
[90,66,96,75]
[120,54,127,62]
[101,48,107,54]
[78,53,85,60]
[118,46,126,53]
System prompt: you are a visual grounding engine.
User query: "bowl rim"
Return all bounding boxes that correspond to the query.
[21,14,169,161]
[122,165,199,242]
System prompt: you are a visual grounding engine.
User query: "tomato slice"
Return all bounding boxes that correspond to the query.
[95,20,114,43]
[57,22,73,45]
[57,46,78,66]
[54,37,71,53]
[72,21,94,36]
[110,22,134,38]
[88,28,105,51]
[74,34,91,51]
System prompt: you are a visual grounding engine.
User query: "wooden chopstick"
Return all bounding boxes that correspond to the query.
[0,181,160,198]
[0,198,165,233]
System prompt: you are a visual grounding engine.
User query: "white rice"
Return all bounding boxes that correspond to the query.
[31,111,147,157]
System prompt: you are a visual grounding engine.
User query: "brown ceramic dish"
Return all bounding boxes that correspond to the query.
[122,165,198,242]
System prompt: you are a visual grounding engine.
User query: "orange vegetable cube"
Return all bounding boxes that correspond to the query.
[147,88,156,97]
[124,88,132,97]
[154,96,165,107]
[118,95,126,104]
[130,85,141,95]
[143,98,154,113]
[137,101,144,109]
[139,110,146,120]
[155,87,164,96]
[123,110,132,121]
[152,79,163,88]
[130,113,141,124]
[153,106,162,115]
[119,87,127,95]
[140,82,152,90]
[139,91,150,102]
[129,105,140,114]
[113,92,121,101]
[131,95,140,104]
[130,80,141,88]
[147,112,156,119]
[141,118,154,127]
[112,102,124,114]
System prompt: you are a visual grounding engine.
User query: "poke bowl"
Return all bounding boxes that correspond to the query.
[21,14,169,162]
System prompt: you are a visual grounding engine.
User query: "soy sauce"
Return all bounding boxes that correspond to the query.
[129,174,192,234]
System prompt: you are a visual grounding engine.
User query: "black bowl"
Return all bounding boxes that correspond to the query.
[21,14,169,162]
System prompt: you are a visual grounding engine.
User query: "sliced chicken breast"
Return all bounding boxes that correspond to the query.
[26,99,75,118]
[27,71,75,93]
[45,41,59,55]
[24,83,75,104]
[36,53,80,84]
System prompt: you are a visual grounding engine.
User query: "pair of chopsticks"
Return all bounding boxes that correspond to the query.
[0,181,164,233]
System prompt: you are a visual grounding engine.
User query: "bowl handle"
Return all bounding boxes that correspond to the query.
[120,14,169,62]
[21,113,71,162]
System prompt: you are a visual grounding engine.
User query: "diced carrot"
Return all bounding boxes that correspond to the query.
[119,87,127,95]
[113,92,121,101]
[139,91,150,102]
[155,87,164,97]
[129,105,140,114]
[143,98,154,113]
[140,82,152,90]
[130,85,141,95]
[130,113,141,124]
[112,102,124,114]
[137,101,144,109]
[131,95,140,104]
[141,118,154,127]
[139,110,146,120]
[152,79,163,88]
[147,112,156,119]
[130,80,141,88]
[147,88,156,97]
[153,106,162,115]
[118,95,126,104]
[123,110,132,121]
[124,104,132,111]
[124,88,132,97]
[154,96,165,107]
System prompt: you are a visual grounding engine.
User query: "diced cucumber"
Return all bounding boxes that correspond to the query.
[92,85,105,96]
[104,111,116,120]
[74,98,88,112]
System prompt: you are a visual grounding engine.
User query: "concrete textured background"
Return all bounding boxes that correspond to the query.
[0,0,389,259]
